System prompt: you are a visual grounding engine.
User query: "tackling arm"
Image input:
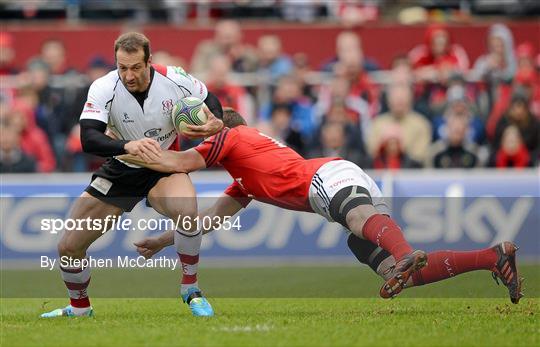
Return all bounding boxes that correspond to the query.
[199,194,244,234]
[118,148,206,173]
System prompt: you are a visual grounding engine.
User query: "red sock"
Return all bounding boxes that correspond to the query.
[412,248,498,286]
[178,253,199,286]
[61,265,91,308]
[361,214,413,260]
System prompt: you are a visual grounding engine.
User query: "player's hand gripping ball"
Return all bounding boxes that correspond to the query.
[172,96,208,133]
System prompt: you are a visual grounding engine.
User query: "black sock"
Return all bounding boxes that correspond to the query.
[347,233,393,273]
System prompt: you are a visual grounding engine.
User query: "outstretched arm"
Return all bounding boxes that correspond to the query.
[118,148,206,173]
[134,194,245,258]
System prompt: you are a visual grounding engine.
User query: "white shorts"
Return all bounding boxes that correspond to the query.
[308,160,390,223]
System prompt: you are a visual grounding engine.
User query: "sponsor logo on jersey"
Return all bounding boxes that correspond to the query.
[144,128,162,138]
[122,112,134,123]
[329,178,355,189]
[162,99,174,117]
[155,128,176,142]
[82,102,100,113]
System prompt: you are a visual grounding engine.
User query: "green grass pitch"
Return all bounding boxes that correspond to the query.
[1,265,539,347]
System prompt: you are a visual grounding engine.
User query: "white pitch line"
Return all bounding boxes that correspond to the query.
[213,324,273,333]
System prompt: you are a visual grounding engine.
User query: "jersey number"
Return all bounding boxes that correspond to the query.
[258,132,287,148]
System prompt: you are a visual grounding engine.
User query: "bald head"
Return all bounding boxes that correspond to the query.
[258,35,282,63]
[215,20,242,48]
[336,31,361,54]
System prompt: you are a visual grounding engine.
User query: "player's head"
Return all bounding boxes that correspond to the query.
[222,107,247,128]
[114,32,152,93]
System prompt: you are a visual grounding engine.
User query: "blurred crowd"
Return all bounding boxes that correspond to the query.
[1,21,539,173]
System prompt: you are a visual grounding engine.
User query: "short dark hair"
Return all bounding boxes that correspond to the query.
[270,104,292,118]
[114,32,151,63]
[223,108,247,128]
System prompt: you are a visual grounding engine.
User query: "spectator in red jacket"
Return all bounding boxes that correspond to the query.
[333,50,380,118]
[409,24,469,83]
[0,32,17,75]
[494,125,531,169]
[493,92,540,156]
[409,24,469,117]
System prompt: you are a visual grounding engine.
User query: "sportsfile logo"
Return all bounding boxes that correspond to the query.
[39,215,242,234]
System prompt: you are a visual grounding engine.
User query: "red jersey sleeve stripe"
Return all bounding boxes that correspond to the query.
[206,128,229,167]
[203,131,224,166]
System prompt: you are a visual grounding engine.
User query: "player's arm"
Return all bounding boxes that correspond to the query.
[80,79,161,162]
[134,231,174,259]
[199,193,245,233]
[134,194,245,259]
[119,126,234,171]
[118,148,206,173]
[80,120,161,162]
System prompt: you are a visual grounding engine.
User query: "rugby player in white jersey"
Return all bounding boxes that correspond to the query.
[41,32,222,318]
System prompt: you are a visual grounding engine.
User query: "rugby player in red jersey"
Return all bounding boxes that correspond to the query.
[121,109,523,303]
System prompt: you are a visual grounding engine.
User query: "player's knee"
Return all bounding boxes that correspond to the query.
[345,206,377,232]
[57,240,86,259]
[329,185,374,229]
[173,205,199,232]
[162,199,197,220]
[177,205,198,223]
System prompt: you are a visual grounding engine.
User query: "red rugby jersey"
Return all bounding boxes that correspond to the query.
[194,126,339,211]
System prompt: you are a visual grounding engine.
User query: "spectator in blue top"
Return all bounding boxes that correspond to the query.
[259,75,315,141]
[256,35,293,83]
[432,84,486,146]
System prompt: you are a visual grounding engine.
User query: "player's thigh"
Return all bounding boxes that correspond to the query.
[147,173,197,221]
[311,160,392,238]
[59,192,124,257]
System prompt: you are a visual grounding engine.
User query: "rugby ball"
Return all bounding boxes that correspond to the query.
[172,96,208,133]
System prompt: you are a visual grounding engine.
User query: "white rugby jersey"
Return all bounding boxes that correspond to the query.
[80,64,207,153]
